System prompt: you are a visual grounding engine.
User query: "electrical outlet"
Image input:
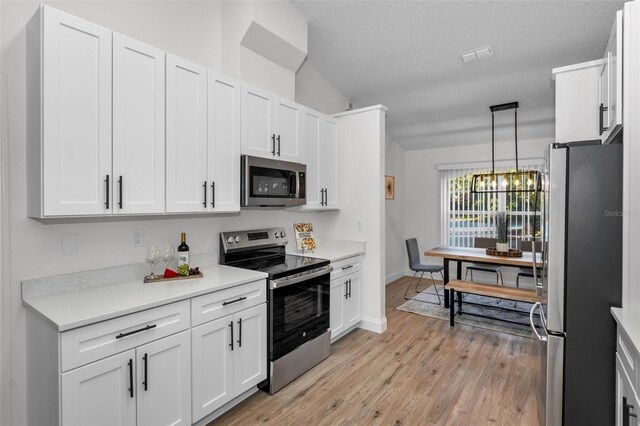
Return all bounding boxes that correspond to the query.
[61,234,78,256]
[133,229,144,247]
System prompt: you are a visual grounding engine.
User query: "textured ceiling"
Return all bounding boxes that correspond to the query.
[292,0,626,150]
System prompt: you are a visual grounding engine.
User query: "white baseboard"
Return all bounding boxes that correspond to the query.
[385,270,405,285]
[358,316,387,334]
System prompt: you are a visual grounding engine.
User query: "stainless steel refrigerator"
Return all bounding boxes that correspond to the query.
[530,141,623,426]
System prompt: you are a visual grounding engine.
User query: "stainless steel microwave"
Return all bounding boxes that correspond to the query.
[241,155,306,207]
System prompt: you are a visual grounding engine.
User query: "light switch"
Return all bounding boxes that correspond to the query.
[61,234,78,256]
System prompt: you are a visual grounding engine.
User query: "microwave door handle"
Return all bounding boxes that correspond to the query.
[290,174,297,197]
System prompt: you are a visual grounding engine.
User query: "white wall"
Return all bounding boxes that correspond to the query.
[0,2,349,424]
[0,1,10,422]
[385,134,406,284]
[221,1,302,100]
[295,61,349,115]
[404,138,550,285]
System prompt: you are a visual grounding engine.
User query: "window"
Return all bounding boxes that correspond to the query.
[441,165,542,248]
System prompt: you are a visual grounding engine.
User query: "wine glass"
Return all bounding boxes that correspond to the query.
[145,246,160,279]
[160,244,176,271]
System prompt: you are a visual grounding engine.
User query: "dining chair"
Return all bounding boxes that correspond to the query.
[516,240,542,288]
[404,238,445,304]
[465,237,504,285]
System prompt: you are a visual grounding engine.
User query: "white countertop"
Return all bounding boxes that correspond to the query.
[23,264,267,332]
[287,238,365,262]
[612,307,640,354]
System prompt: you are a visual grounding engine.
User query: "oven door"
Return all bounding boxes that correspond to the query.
[241,155,306,207]
[269,267,331,360]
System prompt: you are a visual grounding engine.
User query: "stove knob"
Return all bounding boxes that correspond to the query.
[226,236,234,244]
[280,231,286,238]
[274,233,279,238]
[234,236,241,244]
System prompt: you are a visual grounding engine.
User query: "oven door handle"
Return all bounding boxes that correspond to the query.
[270,265,333,289]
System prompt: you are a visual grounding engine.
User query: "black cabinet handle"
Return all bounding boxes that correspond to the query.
[223,296,247,306]
[105,175,110,209]
[211,181,215,208]
[128,358,134,398]
[237,318,242,347]
[345,281,348,299]
[229,321,234,351]
[203,181,207,207]
[624,397,637,426]
[600,103,609,135]
[324,188,328,206]
[277,135,281,156]
[115,324,156,339]
[118,176,123,209]
[342,265,353,271]
[271,134,276,155]
[348,279,352,298]
[142,353,148,391]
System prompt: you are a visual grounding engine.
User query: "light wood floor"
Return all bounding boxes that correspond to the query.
[212,276,543,426]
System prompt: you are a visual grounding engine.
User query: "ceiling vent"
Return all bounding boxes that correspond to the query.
[460,45,494,64]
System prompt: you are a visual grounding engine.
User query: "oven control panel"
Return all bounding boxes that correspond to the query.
[220,227,288,253]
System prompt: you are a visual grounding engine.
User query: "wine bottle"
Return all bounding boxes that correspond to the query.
[177,232,190,276]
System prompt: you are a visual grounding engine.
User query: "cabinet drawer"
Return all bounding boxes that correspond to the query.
[330,256,362,281]
[191,279,266,327]
[61,300,190,372]
[618,329,639,391]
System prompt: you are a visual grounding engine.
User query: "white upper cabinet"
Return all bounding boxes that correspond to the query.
[29,5,113,217]
[208,73,241,212]
[165,55,208,213]
[28,5,331,219]
[320,116,340,209]
[302,109,322,208]
[112,34,165,214]
[166,66,240,214]
[274,97,303,162]
[242,84,276,158]
[302,108,340,210]
[601,10,623,144]
[553,60,603,143]
[241,84,302,162]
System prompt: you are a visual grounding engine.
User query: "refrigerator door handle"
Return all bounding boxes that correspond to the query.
[530,302,548,341]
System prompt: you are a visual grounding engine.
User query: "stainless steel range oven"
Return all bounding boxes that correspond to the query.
[220,228,331,394]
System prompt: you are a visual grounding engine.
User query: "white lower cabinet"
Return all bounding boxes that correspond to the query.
[330,279,346,338]
[330,256,363,340]
[28,279,269,426]
[192,316,234,421]
[191,302,267,422]
[61,350,136,426]
[344,273,362,329]
[617,354,640,426]
[61,330,190,426]
[233,304,267,395]
[136,331,191,426]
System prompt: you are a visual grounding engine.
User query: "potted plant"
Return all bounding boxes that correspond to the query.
[495,211,509,252]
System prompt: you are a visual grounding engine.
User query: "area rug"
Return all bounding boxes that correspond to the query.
[397,285,542,339]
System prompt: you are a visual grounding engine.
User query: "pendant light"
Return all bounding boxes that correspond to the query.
[471,101,540,193]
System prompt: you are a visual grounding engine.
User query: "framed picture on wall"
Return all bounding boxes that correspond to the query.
[385,175,395,199]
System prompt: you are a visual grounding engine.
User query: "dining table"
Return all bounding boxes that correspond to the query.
[424,246,543,308]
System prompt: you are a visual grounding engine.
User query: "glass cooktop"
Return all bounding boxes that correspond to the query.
[231,254,329,279]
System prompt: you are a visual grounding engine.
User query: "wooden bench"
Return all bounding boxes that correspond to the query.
[446,279,544,326]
